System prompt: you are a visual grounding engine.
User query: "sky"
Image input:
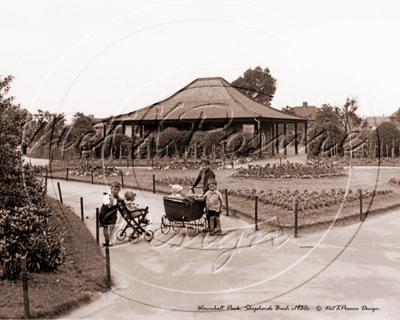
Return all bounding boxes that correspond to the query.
[2,0,399,123]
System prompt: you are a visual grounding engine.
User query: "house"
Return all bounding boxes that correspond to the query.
[293,102,318,121]
[98,77,308,157]
[364,116,391,130]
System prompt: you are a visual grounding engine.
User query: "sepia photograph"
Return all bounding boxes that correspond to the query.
[1,0,399,319]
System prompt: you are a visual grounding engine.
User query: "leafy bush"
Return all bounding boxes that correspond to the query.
[0,162,47,209]
[0,75,66,280]
[0,205,66,280]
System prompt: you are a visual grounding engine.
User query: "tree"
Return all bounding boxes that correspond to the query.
[361,118,369,129]
[28,112,66,150]
[58,112,95,149]
[309,121,345,156]
[369,121,400,157]
[231,66,277,107]
[315,104,341,127]
[395,107,400,123]
[339,96,362,135]
[281,106,296,116]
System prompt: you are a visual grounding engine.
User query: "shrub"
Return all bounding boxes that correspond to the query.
[0,162,46,209]
[0,205,66,280]
[0,75,66,280]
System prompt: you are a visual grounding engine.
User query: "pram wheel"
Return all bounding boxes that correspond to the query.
[129,232,140,244]
[144,230,154,242]
[187,221,198,237]
[161,216,170,234]
[116,229,127,241]
[172,221,182,232]
[198,216,207,232]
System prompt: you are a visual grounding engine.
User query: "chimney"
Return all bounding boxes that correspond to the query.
[303,102,308,108]
[88,114,94,119]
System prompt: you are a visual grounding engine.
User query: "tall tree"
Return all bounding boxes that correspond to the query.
[231,66,277,107]
[28,111,66,149]
[339,96,362,135]
[60,112,96,153]
[315,104,341,126]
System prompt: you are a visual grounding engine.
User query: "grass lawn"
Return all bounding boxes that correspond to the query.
[47,164,400,229]
[0,197,107,319]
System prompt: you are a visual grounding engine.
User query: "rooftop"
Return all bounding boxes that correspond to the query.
[109,77,307,123]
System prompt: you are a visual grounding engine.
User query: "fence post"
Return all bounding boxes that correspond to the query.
[80,197,84,221]
[45,166,48,189]
[121,171,124,189]
[91,168,94,184]
[294,201,298,238]
[225,189,229,216]
[105,240,111,289]
[359,189,363,221]
[255,196,258,231]
[153,174,156,194]
[21,257,30,320]
[57,182,63,204]
[66,167,69,181]
[96,208,100,246]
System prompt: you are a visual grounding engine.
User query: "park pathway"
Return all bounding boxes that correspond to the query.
[43,178,400,320]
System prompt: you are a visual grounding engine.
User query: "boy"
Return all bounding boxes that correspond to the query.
[200,179,224,235]
[100,181,123,246]
[191,158,216,231]
[191,159,215,194]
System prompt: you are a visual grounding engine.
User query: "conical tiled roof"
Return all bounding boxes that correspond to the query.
[112,77,306,122]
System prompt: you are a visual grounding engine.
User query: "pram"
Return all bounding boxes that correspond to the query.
[115,199,154,244]
[161,197,207,237]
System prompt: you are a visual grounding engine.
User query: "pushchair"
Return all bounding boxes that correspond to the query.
[115,200,154,244]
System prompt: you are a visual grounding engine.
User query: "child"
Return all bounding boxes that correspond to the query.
[169,184,184,198]
[123,190,152,225]
[200,179,224,235]
[124,191,142,212]
[100,181,123,246]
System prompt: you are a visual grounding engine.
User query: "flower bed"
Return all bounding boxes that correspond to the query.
[149,156,256,170]
[231,161,345,179]
[38,165,130,178]
[322,156,400,167]
[389,176,400,185]
[155,176,196,186]
[227,188,393,212]
[70,166,131,178]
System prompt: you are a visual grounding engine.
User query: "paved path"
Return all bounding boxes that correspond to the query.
[47,178,400,320]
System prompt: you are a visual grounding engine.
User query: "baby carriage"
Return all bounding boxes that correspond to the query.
[115,200,154,244]
[161,196,207,237]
